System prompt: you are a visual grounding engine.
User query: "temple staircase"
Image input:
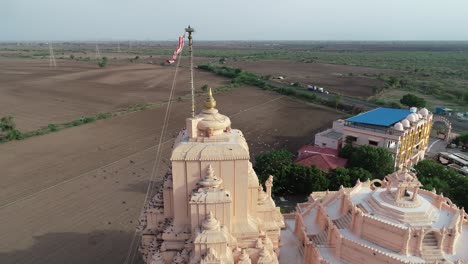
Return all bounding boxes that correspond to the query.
[421,232,443,262]
[310,229,328,246]
[333,211,352,229]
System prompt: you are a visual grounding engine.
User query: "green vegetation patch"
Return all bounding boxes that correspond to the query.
[198,64,363,114]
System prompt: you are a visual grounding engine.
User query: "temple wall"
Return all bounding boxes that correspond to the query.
[190,201,231,233]
[361,215,406,253]
[172,161,190,229]
[340,238,409,264]
[171,159,250,231]
[233,160,249,222]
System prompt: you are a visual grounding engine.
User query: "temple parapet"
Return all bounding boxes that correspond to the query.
[289,168,468,264]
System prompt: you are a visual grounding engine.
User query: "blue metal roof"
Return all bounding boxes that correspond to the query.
[346,107,411,127]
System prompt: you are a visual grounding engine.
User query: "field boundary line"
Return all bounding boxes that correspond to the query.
[229,95,284,118]
[0,139,172,210]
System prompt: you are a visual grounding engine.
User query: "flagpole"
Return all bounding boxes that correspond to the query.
[185,25,195,118]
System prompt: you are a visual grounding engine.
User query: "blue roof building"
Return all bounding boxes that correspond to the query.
[315,106,433,170]
[346,107,411,127]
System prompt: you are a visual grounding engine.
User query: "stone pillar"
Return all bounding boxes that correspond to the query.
[353,208,364,237]
[400,228,411,255]
[411,187,419,201]
[265,175,273,198]
[417,228,425,257]
[439,227,446,251]
[334,232,342,259]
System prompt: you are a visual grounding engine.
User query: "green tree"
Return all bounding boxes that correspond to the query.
[348,167,373,183]
[327,167,352,190]
[347,145,394,179]
[98,56,108,68]
[452,133,468,146]
[254,149,294,191]
[414,160,468,208]
[285,164,328,195]
[326,167,373,190]
[400,93,426,108]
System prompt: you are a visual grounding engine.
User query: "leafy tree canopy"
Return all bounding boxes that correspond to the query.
[346,145,394,179]
[400,93,426,108]
[254,149,373,196]
[413,159,468,209]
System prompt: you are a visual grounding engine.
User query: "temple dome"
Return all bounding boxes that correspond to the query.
[401,119,410,128]
[196,88,231,135]
[407,113,417,122]
[198,164,222,189]
[419,107,429,116]
[393,122,404,131]
[202,211,220,231]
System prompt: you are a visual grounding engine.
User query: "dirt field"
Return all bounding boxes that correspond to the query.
[0,86,343,264]
[0,58,227,131]
[226,60,396,98]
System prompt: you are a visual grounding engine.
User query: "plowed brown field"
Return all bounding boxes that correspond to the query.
[0,58,227,131]
[0,80,343,264]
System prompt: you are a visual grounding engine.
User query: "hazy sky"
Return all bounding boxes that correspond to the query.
[2,0,468,41]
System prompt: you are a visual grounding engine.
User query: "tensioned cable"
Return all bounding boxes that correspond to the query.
[124,50,184,264]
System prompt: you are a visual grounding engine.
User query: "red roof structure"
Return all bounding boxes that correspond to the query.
[295,146,348,173]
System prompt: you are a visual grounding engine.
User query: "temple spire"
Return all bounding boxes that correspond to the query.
[204,87,217,109]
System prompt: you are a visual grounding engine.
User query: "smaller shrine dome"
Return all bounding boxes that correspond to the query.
[393,122,404,131]
[196,88,231,136]
[198,164,223,189]
[401,119,410,128]
[407,113,417,122]
[419,108,429,116]
[202,211,220,231]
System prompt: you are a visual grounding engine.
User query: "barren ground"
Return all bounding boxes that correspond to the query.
[0,58,227,131]
[226,60,397,98]
[0,85,343,264]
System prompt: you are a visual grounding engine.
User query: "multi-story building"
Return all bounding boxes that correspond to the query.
[315,107,433,169]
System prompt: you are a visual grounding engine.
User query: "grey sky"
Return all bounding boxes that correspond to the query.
[2,0,468,41]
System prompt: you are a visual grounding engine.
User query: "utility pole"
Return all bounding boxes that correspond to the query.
[185,25,195,117]
[49,42,57,68]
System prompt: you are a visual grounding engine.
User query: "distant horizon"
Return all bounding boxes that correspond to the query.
[3,0,468,42]
[3,40,468,43]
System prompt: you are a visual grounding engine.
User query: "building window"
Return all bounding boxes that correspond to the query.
[369,140,378,146]
[346,136,357,144]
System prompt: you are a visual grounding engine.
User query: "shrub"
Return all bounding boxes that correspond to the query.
[0,116,15,132]
[7,129,22,140]
[98,57,108,68]
[48,124,59,132]
[97,112,112,120]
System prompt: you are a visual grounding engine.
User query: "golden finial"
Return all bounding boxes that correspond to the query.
[204,87,216,109]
